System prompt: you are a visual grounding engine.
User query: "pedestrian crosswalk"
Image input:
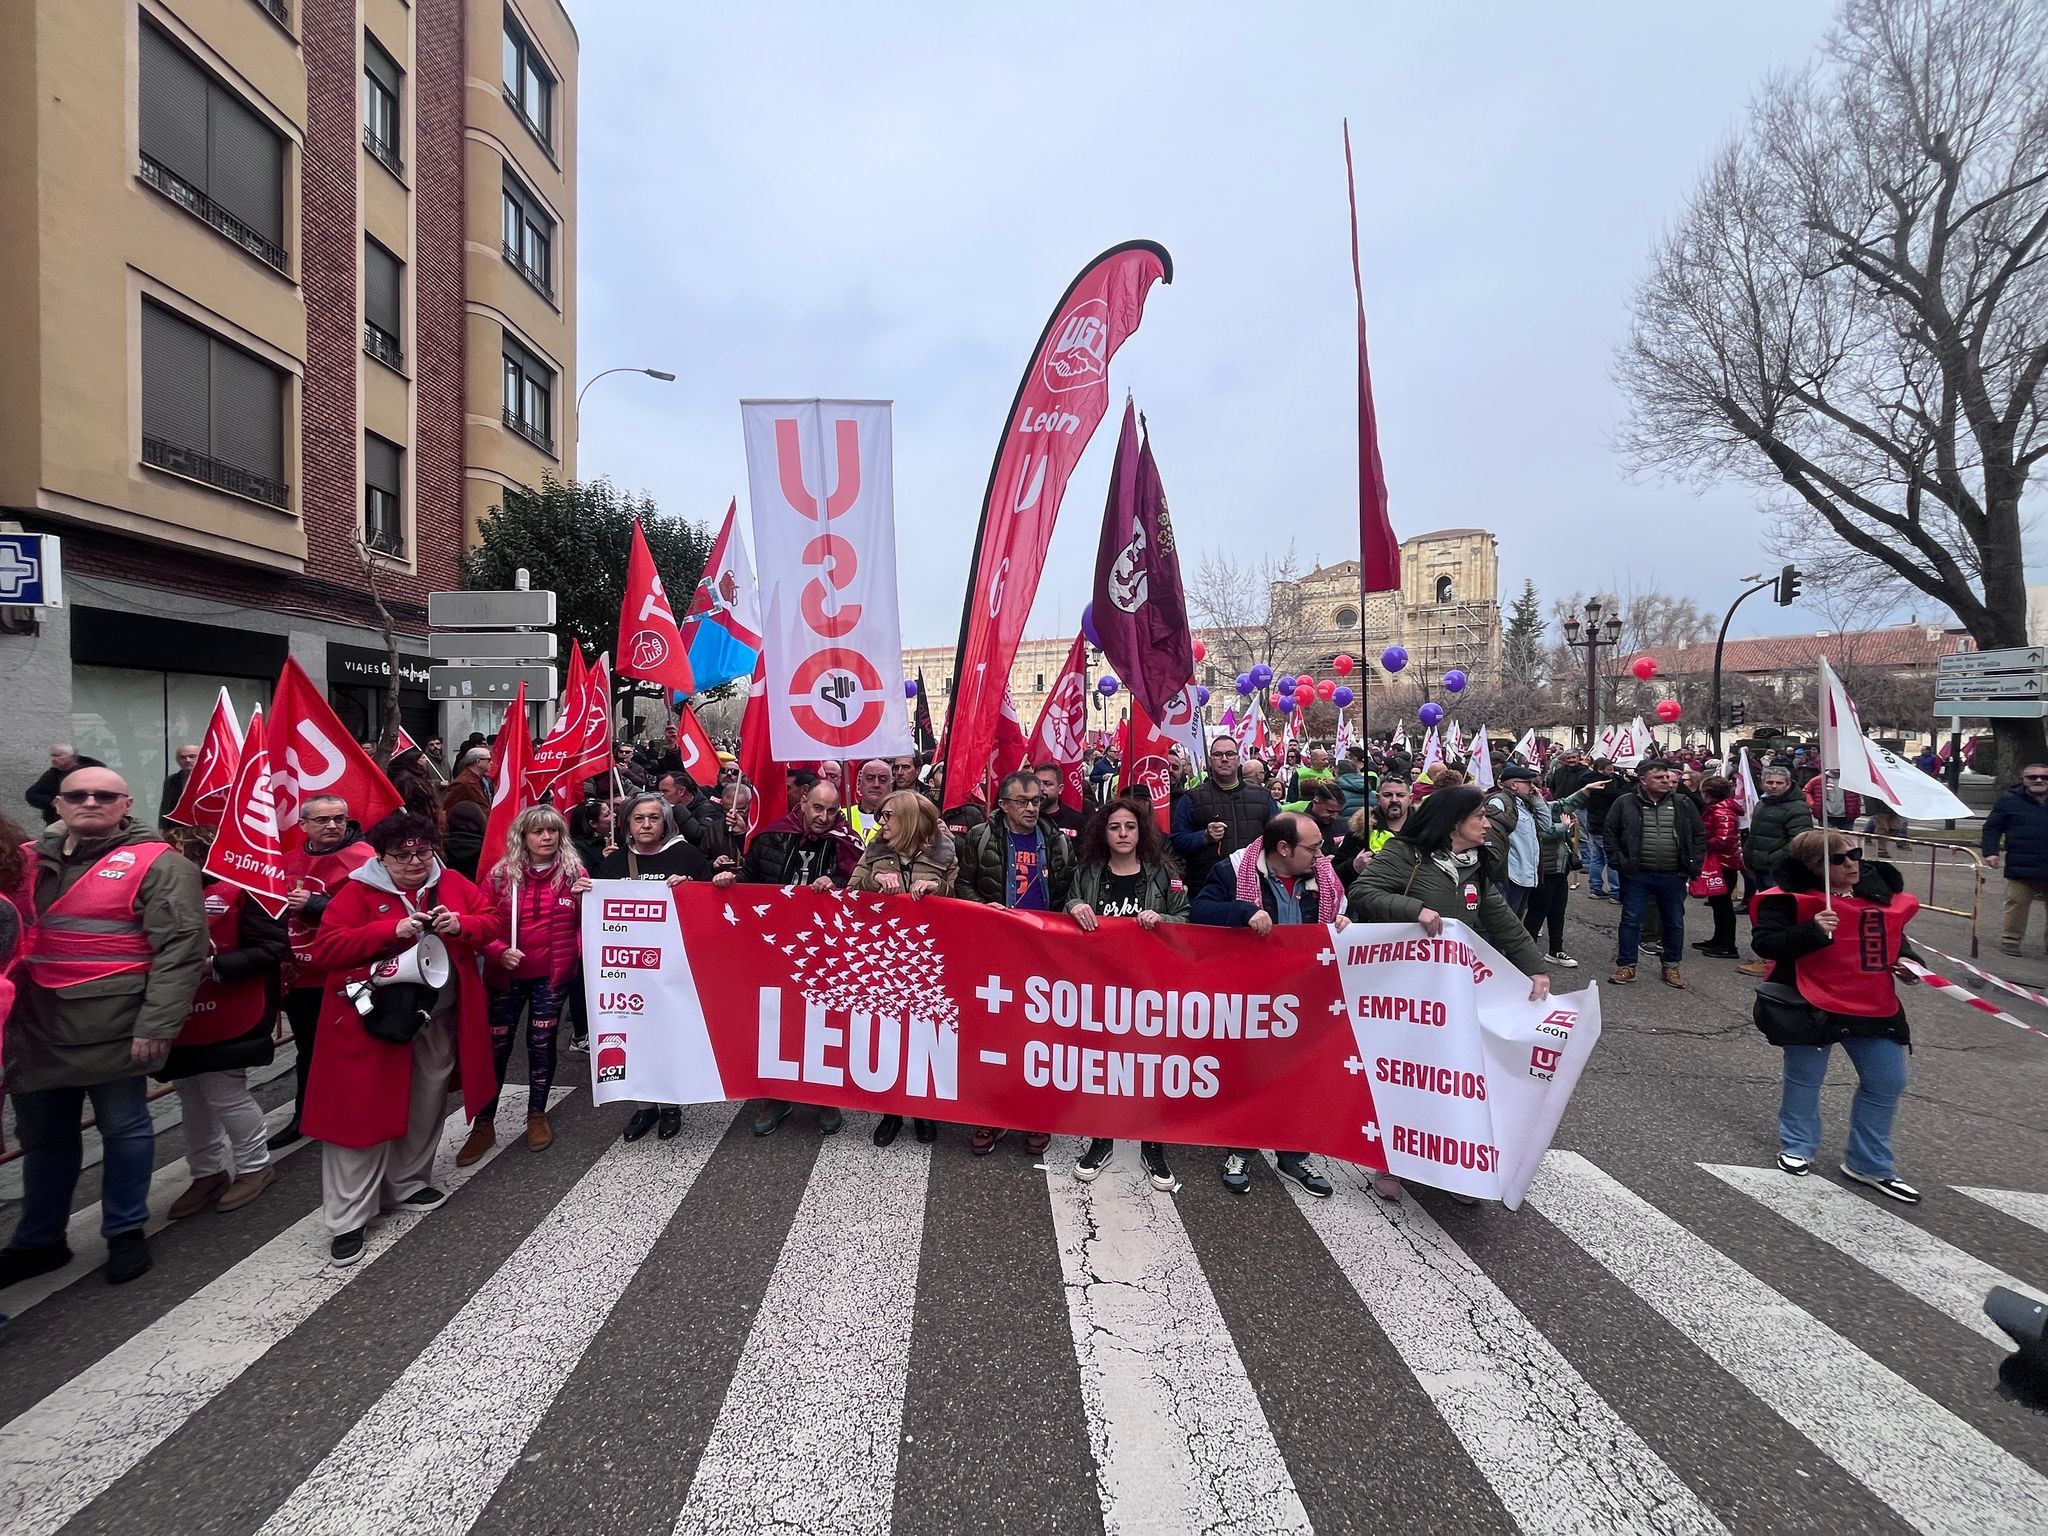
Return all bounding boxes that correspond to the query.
[1,1097,2044,1536]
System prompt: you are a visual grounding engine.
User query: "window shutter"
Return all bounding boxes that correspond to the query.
[211,342,284,483]
[365,433,402,496]
[139,24,208,189]
[207,88,284,246]
[141,303,211,453]
[365,240,401,337]
[365,37,402,99]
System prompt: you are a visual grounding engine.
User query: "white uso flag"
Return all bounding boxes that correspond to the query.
[1818,657,1970,820]
[740,399,912,759]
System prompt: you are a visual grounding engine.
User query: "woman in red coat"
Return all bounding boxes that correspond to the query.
[1693,775,1744,960]
[305,810,504,1268]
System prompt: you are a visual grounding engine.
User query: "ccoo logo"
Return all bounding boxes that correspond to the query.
[602,899,667,923]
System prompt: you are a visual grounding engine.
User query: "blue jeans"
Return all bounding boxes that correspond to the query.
[1778,1037,1907,1179]
[1616,869,1687,965]
[7,1076,155,1249]
[1585,836,1622,898]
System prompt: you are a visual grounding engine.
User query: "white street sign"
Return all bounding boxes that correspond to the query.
[427,590,556,629]
[428,631,558,662]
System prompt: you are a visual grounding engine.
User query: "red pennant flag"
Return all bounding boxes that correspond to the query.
[617,518,696,697]
[739,655,796,841]
[270,657,400,850]
[204,709,292,915]
[168,687,244,828]
[1119,694,1177,830]
[526,642,589,802]
[1023,634,1090,815]
[673,699,720,786]
[1346,121,1400,597]
[478,684,532,889]
[551,651,617,810]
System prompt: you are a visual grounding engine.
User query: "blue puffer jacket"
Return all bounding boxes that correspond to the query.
[1983,785,2048,882]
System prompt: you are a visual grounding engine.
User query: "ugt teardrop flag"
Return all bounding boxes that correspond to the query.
[168,687,244,828]
[204,708,292,916]
[617,518,697,699]
[269,657,400,849]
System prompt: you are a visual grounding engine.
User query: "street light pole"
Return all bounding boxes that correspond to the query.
[1560,598,1625,751]
[574,366,677,440]
[1709,573,1773,758]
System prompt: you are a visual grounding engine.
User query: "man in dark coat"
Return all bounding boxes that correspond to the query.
[25,744,105,825]
[1984,762,2048,956]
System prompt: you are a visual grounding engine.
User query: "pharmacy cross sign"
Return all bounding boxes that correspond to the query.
[0,534,61,607]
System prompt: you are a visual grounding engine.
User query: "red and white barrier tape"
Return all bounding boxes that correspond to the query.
[1900,959,2048,1041]
[1908,941,2048,1011]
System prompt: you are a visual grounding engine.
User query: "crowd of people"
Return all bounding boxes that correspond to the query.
[0,718,1999,1299]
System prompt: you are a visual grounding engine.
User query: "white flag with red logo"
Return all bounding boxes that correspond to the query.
[270,657,400,850]
[204,708,292,916]
[617,518,697,698]
[168,687,244,828]
[526,642,589,803]
[1470,728,1494,790]
[740,399,912,760]
[1819,657,1969,820]
[478,683,532,889]
[1024,634,1090,814]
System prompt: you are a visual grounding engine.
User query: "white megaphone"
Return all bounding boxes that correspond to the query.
[369,933,450,990]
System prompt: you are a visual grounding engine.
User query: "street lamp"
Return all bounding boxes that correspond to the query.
[1561,600,1625,750]
[575,366,677,439]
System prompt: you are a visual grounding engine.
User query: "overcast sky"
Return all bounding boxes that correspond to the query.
[568,0,1968,653]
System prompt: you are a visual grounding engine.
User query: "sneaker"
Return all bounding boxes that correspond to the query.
[1220,1153,1251,1194]
[817,1106,844,1135]
[330,1228,366,1268]
[0,1242,73,1290]
[106,1230,151,1285]
[1023,1131,1052,1153]
[400,1186,448,1212]
[1841,1165,1921,1204]
[168,1170,232,1220]
[1738,958,1770,976]
[1547,951,1579,969]
[1609,964,1637,984]
[570,1031,590,1051]
[1276,1157,1333,1199]
[752,1100,794,1137]
[1699,946,1741,959]
[455,1119,496,1167]
[214,1166,277,1212]
[1075,1138,1115,1182]
[1776,1153,1812,1176]
[1140,1143,1175,1190]
[1641,941,1661,957]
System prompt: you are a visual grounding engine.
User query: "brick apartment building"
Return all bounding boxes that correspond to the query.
[0,0,577,823]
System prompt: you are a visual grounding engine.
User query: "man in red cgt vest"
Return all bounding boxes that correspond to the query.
[1,766,207,1290]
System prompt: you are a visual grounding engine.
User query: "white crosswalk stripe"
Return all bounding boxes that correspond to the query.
[0,1089,570,1536]
[1955,1185,2048,1236]
[1047,1150,1312,1536]
[1703,1163,2048,1348]
[1528,1151,2048,1535]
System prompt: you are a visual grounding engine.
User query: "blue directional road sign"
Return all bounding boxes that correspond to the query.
[0,533,62,607]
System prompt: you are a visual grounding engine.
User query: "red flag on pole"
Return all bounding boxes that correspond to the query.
[738,655,796,841]
[1023,634,1090,815]
[526,642,588,802]
[1345,120,1399,596]
[478,683,531,889]
[673,699,720,786]
[1091,401,1194,722]
[617,518,697,698]
[168,687,244,828]
[1119,694,1178,830]
[204,708,293,915]
[270,657,400,850]
[553,651,616,808]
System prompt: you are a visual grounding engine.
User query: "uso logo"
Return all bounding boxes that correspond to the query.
[596,992,645,1014]
[602,898,667,924]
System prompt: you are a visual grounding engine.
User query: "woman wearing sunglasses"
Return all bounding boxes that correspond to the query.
[1750,828,1923,1202]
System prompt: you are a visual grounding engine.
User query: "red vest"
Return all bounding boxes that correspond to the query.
[179,885,273,1047]
[18,839,172,988]
[1774,886,1919,1017]
[283,840,375,985]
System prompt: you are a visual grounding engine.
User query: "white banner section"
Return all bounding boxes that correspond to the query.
[583,881,725,1106]
[741,398,913,759]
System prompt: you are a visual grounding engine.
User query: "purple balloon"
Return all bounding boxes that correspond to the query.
[1235,674,1255,696]
[1332,686,1354,708]
[1081,604,1100,648]
[1097,674,1120,696]
[904,678,919,698]
[1418,701,1444,727]
[1381,646,1409,673]
[1443,669,1468,694]
[1276,694,1298,714]
[1249,663,1273,689]
[1196,686,1211,705]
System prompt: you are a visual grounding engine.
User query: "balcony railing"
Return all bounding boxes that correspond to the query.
[363,321,403,371]
[502,408,553,454]
[364,519,405,558]
[143,435,288,509]
[363,125,403,178]
[251,0,289,29]
[502,241,553,301]
[139,154,287,273]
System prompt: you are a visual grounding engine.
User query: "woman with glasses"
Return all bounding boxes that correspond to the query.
[1062,796,1189,1189]
[1750,828,1923,1202]
[849,791,960,1147]
[304,810,505,1267]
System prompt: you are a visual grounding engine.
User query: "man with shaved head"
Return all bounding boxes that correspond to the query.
[2,766,206,1290]
[846,758,895,844]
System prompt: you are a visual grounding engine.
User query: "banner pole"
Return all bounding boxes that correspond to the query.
[1819,660,1832,915]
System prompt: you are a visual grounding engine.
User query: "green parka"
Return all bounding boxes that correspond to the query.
[1344,835,1550,977]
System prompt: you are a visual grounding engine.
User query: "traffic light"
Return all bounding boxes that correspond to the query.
[1774,564,1802,606]
[1727,701,1746,726]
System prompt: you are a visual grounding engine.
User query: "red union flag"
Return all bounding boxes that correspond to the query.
[617,518,696,697]
[549,651,616,810]
[1023,633,1090,814]
[740,399,911,760]
[204,709,292,915]
[269,657,400,849]
[942,243,1172,803]
[477,682,531,889]
[737,655,795,841]
[526,642,588,802]
[1118,692,1179,830]
[672,699,719,785]
[168,687,244,828]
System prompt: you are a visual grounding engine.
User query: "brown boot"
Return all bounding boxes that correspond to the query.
[455,1119,496,1167]
[1663,967,1686,989]
[168,1171,231,1219]
[215,1165,276,1212]
[1738,958,1769,976]
[526,1111,553,1152]
[1609,964,1637,985]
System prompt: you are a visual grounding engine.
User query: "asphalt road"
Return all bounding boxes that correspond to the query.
[2,884,2045,1536]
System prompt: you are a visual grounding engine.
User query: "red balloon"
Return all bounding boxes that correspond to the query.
[1316,679,1336,700]
[1333,653,1355,676]
[1656,699,1682,722]
[1294,682,1315,702]
[1632,656,1659,680]
[1191,640,1207,662]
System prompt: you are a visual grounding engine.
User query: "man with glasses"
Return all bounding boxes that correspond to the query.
[1171,736,1281,892]
[270,795,374,1147]
[1,768,205,1290]
[1983,762,2048,956]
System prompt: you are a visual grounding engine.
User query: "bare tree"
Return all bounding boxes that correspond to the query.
[1186,543,1312,682]
[356,538,405,762]
[1616,0,2047,781]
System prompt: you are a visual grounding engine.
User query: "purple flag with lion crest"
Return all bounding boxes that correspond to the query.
[1091,400,1194,721]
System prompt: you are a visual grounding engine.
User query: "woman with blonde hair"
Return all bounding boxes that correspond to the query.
[469,805,590,1161]
[851,790,957,1147]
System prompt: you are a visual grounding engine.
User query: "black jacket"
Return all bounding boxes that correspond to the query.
[159,885,287,1080]
[25,756,106,824]
[1750,853,1914,1046]
[1983,785,2048,883]
[1602,788,1704,879]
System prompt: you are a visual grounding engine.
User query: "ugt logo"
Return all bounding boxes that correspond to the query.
[1529,1043,1563,1081]
[1043,299,1108,393]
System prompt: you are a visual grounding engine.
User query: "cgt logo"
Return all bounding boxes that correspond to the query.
[596,1031,628,1083]
[596,992,645,1014]
[601,946,661,969]
[602,899,667,924]
[1529,1043,1563,1081]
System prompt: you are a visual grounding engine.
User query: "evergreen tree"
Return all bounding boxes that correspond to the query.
[1501,579,1546,685]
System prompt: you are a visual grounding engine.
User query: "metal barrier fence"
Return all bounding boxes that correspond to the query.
[1841,830,1988,958]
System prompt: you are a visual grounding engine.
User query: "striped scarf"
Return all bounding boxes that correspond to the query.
[1233,841,1341,924]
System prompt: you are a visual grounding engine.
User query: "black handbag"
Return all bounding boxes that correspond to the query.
[358,981,439,1045]
[1752,984,1830,1048]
